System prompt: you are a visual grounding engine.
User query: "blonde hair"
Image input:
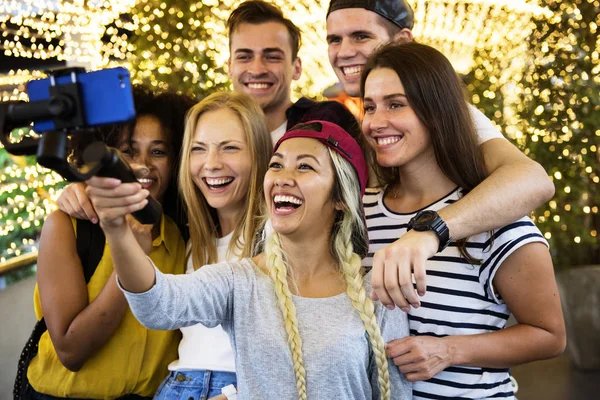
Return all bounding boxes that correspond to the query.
[264,148,391,400]
[179,91,272,268]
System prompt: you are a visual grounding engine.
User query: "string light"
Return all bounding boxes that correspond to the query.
[2,0,550,99]
[468,0,600,267]
[1,0,597,267]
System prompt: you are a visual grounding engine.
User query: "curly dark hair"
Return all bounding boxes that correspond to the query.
[70,84,196,236]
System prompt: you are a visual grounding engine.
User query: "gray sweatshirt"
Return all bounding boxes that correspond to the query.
[121,258,412,400]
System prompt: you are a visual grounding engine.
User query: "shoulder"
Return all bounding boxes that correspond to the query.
[40,210,76,241]
[485,216,547,251]
[363,270,409,337]
[363,187,384,203]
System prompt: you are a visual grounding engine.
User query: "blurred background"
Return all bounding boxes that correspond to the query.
[0,0,598,398]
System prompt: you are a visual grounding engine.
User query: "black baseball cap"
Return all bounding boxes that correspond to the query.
[327,0,414,30]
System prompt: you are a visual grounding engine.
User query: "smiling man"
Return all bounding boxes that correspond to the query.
[227,1,360,144]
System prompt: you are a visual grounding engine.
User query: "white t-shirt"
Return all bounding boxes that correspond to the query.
[469,104,504,144]
[167,232,238,372]
[271,120,287,145]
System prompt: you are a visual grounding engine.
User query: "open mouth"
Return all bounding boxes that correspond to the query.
[341,65,362,77]
[273,194,303,212]
[138,178,157,189]
[245,82,273,90]
[204,177,234,190]
[376,135,403,146]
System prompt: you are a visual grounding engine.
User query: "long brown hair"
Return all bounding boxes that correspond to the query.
[179,91,272,268]
[360,41,489,262]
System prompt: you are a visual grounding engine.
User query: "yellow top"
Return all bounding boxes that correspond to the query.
[28,215,186,398]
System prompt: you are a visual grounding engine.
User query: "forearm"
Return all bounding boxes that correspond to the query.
[56,273,128,370]
[446,324,565,369]
[104,224,157,293]
[439,160,553,240]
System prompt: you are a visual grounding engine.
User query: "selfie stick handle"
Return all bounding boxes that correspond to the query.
[82,142,163,225]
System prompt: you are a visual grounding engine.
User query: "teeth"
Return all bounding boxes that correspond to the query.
[206,177,233,186]
[138,178,155,184]
[247,83,270,89]
[377,136,401,146]
[342,66,361,76]
[273,194,303,205]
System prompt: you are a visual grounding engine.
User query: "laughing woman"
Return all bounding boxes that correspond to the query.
[85,121,412,400]
[360,42,566,399]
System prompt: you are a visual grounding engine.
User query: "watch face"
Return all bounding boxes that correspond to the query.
[417,211,437,223]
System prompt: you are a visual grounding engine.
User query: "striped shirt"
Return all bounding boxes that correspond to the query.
[362,187,548,400]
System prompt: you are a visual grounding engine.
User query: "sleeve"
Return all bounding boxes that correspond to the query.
[469,103,504,144]
[364,271,413,398]
[378,306,413,399]
[478,217,549,303]
[118,259,235,330]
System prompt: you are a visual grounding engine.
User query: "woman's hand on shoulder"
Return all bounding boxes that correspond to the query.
[56,182,98,223]
[85,176,149,233]
[370,229,439,311]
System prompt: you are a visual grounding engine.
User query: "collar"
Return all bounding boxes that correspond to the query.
[151,214,174,255]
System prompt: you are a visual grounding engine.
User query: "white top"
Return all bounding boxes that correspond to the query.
[167,232,237,372]
[362,187,547,399]
[469,104,504,144]
[270,120,288,145]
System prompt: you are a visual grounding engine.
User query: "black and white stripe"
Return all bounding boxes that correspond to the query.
[362,187,547,399]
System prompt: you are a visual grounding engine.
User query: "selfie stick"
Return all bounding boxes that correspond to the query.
[0,67,162,224]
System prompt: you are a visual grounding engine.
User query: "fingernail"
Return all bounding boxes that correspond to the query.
[412,303,420,309]
[92,218,98,224]
[386,304,395,310]
[401,306,410,313]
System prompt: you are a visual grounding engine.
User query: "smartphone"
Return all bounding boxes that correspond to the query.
[26,67,135,133]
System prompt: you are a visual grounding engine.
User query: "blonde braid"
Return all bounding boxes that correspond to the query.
[336,214,391,400]
[265,232,308,400]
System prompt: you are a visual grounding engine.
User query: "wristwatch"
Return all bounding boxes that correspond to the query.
[407,210,451,253]
[221,384,238,399]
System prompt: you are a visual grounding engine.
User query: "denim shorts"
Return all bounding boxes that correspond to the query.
[154,370,237,400]
[23,380,151,400]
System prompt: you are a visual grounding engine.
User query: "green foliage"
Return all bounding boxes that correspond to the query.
[0,147,67,262]
[127,0,230,98]
[516,0,600,267]
[468,0,600,267]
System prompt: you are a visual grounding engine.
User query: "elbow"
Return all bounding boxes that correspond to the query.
[56,349,86,372]
[539,173,555,204]
[552,330,567,358]
[530,162,555,204]
[543,327,567,360]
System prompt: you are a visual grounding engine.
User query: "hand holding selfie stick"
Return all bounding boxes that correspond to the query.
[0,67,162,225]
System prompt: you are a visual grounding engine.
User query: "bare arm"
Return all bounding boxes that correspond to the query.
[85,176,157,293]
[445,242,566,368]
[439,138,555,240]
[36,210,127,371]
[386,242,566,381]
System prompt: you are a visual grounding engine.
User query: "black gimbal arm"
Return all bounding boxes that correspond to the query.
[0,67,162,225]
